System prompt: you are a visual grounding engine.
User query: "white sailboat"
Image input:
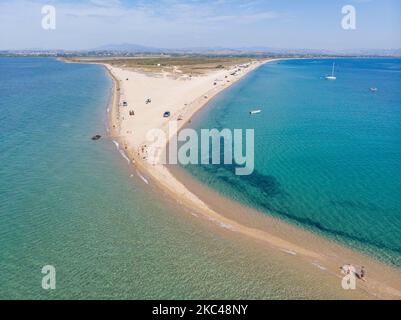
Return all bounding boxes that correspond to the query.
[325,62,337,80]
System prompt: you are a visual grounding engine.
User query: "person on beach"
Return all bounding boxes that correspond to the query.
[340,264,352,275]
[341,264,366,282]
[360,266,366,282]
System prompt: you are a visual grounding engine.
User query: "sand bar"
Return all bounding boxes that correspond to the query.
[94,57,401,299]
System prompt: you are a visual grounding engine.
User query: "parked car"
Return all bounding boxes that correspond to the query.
[163,111,171,118]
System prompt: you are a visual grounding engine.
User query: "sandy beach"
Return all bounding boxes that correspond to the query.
[102,58,401,300]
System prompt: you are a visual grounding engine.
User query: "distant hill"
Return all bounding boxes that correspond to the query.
[93,43,163,52]
[92,43,244,54]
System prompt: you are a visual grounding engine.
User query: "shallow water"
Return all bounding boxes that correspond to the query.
[1,57,359,299]
[183,58,401,267]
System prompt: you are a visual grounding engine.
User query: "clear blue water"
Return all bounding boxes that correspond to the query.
[182,58,401,267]
[2,57,356,299]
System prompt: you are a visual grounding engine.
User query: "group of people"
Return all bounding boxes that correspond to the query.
[340,264,366,282]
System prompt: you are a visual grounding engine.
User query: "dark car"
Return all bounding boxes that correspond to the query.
[163,111,171,118]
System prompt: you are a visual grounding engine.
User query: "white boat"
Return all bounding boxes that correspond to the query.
[325,62,337,80]
[370,87,378,92]
[250,109,262,115]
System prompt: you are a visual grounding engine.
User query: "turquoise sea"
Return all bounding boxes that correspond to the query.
[0,57,398,299]
[1,57,354,300]
[183,58,401,267]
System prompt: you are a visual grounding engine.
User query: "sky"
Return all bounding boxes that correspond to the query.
[0,0,400,50]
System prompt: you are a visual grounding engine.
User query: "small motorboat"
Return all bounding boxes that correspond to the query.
[370,87,378,92]
[91,135,102,141]
[250,109,262,115]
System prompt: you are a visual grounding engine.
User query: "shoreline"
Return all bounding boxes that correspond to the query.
[101,58,401,299]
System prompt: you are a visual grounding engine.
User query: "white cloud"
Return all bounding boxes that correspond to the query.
[89,0,122,7]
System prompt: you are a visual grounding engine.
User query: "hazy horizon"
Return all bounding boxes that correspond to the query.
[3,43,401,53]
[0,0,400,51]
